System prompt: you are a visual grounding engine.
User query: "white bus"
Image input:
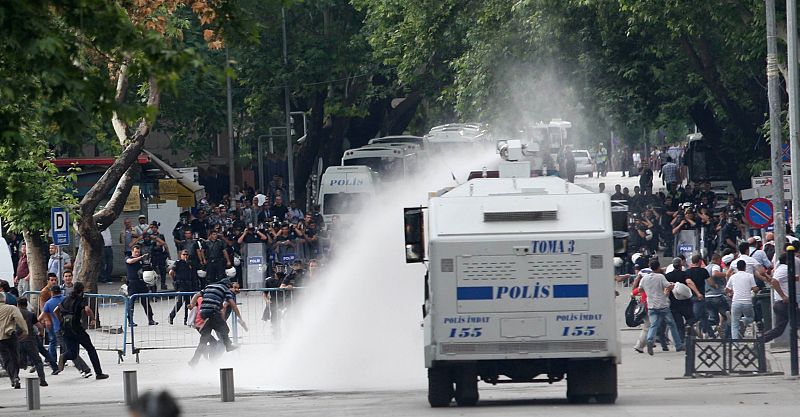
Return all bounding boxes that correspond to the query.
[341,146,416,181]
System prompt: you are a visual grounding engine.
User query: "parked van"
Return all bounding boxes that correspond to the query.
[317,166,379,224]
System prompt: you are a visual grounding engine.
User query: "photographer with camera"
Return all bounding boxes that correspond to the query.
[719,209,743,252]
[172,211,191,247]
[238,222,270,246]
[125,246,157,326]
[272,224,296,260]
[671,205,699,235]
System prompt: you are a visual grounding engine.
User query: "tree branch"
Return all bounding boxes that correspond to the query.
[80,75,160,216]
[679,35,758,132]
[93,164,139,230]
[112,63,130,146]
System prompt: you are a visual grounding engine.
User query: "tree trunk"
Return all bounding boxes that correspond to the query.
[22,231,49,293]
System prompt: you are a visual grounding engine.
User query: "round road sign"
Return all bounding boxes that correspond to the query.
[744,198,774,228]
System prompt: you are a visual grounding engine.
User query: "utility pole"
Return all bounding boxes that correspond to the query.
[788,0,800,233]
[282,7,295,202]
[225,46,236,198]
[767,0,787,257]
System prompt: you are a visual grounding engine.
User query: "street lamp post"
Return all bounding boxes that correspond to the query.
[282,7,294,202]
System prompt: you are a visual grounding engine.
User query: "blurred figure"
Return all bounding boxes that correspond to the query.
[129,390,181,417]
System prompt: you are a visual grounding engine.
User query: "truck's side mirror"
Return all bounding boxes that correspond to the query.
[404,207,426,263]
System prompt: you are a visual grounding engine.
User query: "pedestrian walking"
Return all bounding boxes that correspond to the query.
[54,282,109,380]
[0,292,26,389]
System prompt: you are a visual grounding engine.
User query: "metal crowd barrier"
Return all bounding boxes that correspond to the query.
[128,291,199,363]
[231,288,302,345]
[21,290,128,362]
[86,293,129,361]
[19,287,304,363]
[684,331,768,376]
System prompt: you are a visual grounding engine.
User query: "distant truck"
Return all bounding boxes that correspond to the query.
[684,133,734,199]
[405,141,619,407]
[341,146,417,181]
[317,166,378,225]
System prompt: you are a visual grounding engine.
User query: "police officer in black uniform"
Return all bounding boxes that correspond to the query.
[202,230,231,283]
[145,222,170,290]
[168,249,198,325]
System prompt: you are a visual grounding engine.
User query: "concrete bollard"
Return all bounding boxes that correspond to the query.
[26,377,40,410]
[123,370,138,406]
[220,368,235,402]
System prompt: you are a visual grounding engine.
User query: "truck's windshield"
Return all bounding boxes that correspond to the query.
[343,157,404,180]
[323,193,371,214]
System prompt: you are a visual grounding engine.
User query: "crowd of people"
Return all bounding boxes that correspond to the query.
[612,159,800,356]
[0,280,108,389]
[0,174,340,383]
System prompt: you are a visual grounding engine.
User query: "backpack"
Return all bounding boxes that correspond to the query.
[59,296,82,333]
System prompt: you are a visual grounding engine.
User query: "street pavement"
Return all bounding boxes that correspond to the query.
[2,279,798,416]
[2,171,793,415]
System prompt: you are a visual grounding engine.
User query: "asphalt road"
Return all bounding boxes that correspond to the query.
[3,280,797,416]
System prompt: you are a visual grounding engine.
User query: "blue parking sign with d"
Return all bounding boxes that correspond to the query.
[51,207,70,246]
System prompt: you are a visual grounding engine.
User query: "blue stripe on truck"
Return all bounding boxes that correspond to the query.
[552,284,588,298]
[456,286,493,300]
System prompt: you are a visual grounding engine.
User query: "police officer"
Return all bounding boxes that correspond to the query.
[203,230,231,283]
[125,246,157,326]
[168,250,198,325]
[145,222,170,290]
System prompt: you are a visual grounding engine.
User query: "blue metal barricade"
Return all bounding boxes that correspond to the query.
[23,290,128,362]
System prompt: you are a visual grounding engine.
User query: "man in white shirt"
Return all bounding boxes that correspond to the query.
[47,244,71,278]
[747,236,772,270]
[763,253,797,343]
[726,260,759,339]
[100,228,114,283]
[639,260,684,355]
[728,242,768,284]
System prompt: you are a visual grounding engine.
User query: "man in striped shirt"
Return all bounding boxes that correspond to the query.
[660,156,680,191]
[188,279,247,366]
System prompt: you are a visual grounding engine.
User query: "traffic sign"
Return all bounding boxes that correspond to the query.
[782,143,791,162]
[744,198,774,228]
[51,207,70,246]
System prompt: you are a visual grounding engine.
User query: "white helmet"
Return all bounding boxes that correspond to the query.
[225,267,237,278]
[613,257,623,268]
[631,253,642,264]
[142,270,158,286]
[645,229,653,241]
[197,269,207,278]
[233,255,241,267]
[119,284,128,296]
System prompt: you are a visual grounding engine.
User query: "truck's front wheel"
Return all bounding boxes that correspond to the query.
[427,367,454,407]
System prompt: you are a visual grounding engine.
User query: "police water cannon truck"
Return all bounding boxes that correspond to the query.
[404,140,619,407]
